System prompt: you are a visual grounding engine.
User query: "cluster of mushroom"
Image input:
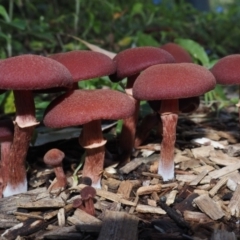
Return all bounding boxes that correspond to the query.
[0,42,228,199]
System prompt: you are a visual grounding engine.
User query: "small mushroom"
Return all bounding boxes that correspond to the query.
[109,47,175,161]
[43,148,67,191]
[80,186,96,216]
[43,89,135,188]
[133,63,216,181]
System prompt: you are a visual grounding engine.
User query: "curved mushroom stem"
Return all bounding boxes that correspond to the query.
[80,120,106,188]
[3,90,38,197]
[118,74,140,162]
[158,99,179,181]
[50,165,67,191]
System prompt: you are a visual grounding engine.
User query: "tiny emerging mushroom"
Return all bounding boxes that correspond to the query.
[43,148,67,191]
[80,186,96,216]
[133,63,216,181]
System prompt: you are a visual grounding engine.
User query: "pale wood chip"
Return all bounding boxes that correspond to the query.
[193,194,225,220]
[136,204,166,215]
[183,210,212,223]
[208,162,240,179]
[211,229,237,240]
[189,169,209,186]
[191,145,214,159]
[166,190,178,206]
[209,176,228,197]
[228,184,240,217]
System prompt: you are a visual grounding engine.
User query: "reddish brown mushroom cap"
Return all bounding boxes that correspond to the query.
[43,89,135,128]
[43,148,65,167]
[80,186,96,200]
[0,54,73,90]
[133,63,216,100]
[160,43,193,63]
[49,50,116,82]
[211,54,240,85]
[109,46,175,82]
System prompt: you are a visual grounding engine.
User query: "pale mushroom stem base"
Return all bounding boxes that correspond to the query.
[158,113,178,181]
[80,120,106,188]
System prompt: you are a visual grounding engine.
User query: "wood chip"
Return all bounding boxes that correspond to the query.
[97,210,139,240]
[183,210,212,223]
[136,204,166,215]
[67,209,102,225]
[117,180,133,200]
[209,176,228,197]
[166,190,178,206]
[189,169,209,186]
[211,229,237,240]
[228,184,240,217]
[191,145,214,159]
[119,154,158,174]
[208,162,240,179]
[193,194,225,220]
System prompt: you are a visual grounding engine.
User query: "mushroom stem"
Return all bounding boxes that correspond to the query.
[14,90,39,128]
[118,74,140,161]
[158,99,179,181]
[3,90,38,197]
[53,166,67,189]
[3,124,33,197]
[80,120,106,188]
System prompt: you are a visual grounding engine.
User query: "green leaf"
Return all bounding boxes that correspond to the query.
[136,32,159,47]
[174,38,210,67]
[131,3,143,16]
[0,5,10,22]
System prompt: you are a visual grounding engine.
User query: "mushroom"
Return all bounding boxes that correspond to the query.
[49,50,116,89]
[43,89,135,188]
[210,54,240,118]
[160,43,193,63]
[109,47,175,161]
[43,148,67,191]
[0,54,73,197]
[134,43,194,148]
[133,63,216,181]
[80,186,96,216]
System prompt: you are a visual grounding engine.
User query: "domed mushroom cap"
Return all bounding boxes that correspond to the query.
[109,46,175,82]
[0,55,73,90]
[81,186,96,200]
[160,43,193,63]
[211,54,240,85]
[133,63,216,100]
[43,89,135,128]
[43,148,65,167]
[49,50,116,82]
